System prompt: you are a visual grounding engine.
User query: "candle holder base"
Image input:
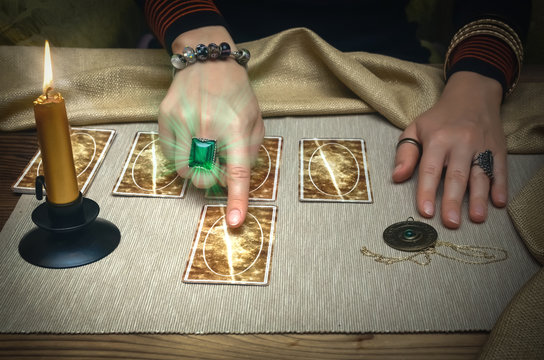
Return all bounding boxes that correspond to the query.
[19,193,120,269]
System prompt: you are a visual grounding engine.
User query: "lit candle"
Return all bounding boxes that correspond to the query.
[33,40,79,204]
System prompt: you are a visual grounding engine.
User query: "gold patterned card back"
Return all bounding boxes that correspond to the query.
[113,131,188,198]
[183,205,277,285]
[205,136,283,201]
[12,128,116,195]
[299,138,373,203]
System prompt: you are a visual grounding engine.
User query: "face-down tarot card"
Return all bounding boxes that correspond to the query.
[183,205,277,286]
[299,138,372,203]
[12,128,116,196]
[205,136,283,201]
[113,131,188,198]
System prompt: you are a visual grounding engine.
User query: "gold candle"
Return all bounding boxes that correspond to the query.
[33,40,79,204]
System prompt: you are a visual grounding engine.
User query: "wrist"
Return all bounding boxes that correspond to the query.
[442,71,503,110]
[172,26,235,55]
[170,26,250,75]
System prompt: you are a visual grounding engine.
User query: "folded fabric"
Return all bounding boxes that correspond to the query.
[479,268,544,360]
[508,166,544,265]
[1,28,543,153]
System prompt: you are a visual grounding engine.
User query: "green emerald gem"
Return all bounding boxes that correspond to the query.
[189,138,216,170]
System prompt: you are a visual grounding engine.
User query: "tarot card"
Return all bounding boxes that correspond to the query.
[205,136,283,201]
[183,205,277,285]
[12,128,116,195]
[113,131,187,198]
[299,138,372,203]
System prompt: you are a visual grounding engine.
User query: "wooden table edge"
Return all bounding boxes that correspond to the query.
[0,332,489,359]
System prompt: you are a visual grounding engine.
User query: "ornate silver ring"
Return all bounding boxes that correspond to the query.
[472,150,494,180]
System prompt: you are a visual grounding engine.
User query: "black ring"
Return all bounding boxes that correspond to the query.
[471,150,494,180]
[396,137,423,158]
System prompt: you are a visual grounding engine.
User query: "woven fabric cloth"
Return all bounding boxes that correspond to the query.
[480,269,544,360]
[0,119,542,335]
[1,28,543,153]
[479,167,544,360]
[507,167,544,265]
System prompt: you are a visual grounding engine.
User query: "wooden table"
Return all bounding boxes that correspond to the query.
[1,65,542,359]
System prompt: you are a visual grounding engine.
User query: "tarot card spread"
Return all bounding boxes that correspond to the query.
[299,139,372,203]
[113,131,188,198]
[12,128,115,195]
[183,205,277,285]
[205,137,282,201]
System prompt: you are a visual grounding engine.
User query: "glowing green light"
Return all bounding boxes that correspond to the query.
[161,70,263,187]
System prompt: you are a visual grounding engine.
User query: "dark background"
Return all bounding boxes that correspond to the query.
[0,0,542,63]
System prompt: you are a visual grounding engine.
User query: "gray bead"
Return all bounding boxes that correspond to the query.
[234,48,251,65]
[183,46,196,64]
[171,54,187,70]
[208,43,220,59]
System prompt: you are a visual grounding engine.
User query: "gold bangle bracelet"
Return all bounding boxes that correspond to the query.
[444,31,521,96]
[454,18,522,49]
[444,19,523,96]
[451,24,523,60]
[446,29,523,68]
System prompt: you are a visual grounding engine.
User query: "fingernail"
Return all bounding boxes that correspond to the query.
[474,204,484,218]
[497,193,507,205]
[423,201,434,217]
[228,209,241,226]
[447,210,460,225]
[394,164,402,173]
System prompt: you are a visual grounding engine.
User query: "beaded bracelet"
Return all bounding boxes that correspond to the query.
[171,42,250,73]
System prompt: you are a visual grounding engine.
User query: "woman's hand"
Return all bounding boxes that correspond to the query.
[159,26,264,228]
[393,71,507,229]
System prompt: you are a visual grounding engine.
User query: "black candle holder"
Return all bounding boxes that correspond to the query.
[18,176,120,269]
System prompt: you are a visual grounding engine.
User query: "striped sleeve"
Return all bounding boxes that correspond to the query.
[142,0,228,54]
[446,35,518,94]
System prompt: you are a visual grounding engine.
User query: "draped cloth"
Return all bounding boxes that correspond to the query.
[1,28,543,154]
[479,167,544,360]
[0,28,543,356]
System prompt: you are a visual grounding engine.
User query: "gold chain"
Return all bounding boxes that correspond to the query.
[361,241,508,266]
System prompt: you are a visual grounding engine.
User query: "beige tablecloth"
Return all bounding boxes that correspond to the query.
[0,117,542,336]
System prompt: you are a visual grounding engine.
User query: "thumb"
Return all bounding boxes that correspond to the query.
[392,124,422,183]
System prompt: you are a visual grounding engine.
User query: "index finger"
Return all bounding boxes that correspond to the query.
[225,139,251,228]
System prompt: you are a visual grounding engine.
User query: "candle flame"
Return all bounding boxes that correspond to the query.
[43,40,53,95]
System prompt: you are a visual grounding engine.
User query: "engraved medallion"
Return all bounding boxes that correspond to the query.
[383,217,437,252]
